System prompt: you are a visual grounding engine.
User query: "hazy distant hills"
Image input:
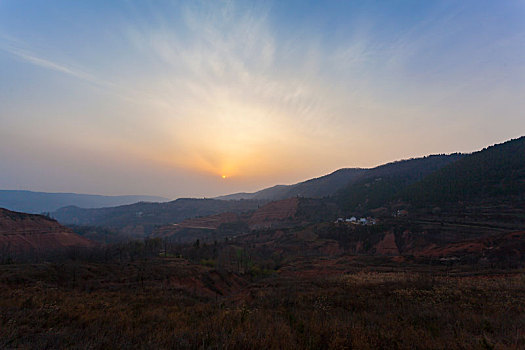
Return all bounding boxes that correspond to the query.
[53,198,264,236]
[0,190,169,214]
[47,136,525,243]
[216,168,366,201]
[51,153,463,238]
[5,136,525,270]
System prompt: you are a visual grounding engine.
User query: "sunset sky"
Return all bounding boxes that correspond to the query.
[1,0,524,199]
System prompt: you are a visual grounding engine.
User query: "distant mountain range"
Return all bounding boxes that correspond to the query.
[3,136,524,267]
[18,136,522,245]
[52,198,264,237]
[0,190,169,214]
[50,153,463,237]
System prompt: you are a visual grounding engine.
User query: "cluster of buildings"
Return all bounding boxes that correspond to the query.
[334,216,377,225]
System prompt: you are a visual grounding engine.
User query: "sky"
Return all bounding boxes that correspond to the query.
[1,0,524,199]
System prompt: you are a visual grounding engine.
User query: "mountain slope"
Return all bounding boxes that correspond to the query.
[218,154,463,203]
[405,136,525,205]
[0,190,169,214]
[336,154,464,212]
[0,208,95,255]
[52,154,463,237]
[53,198,264,236]
[152,197,301,242]
[216,168,366,201]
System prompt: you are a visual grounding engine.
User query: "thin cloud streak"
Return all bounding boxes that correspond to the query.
[4,47,95,82]
[0,38,173,111]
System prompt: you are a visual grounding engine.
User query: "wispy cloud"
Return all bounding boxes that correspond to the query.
[1,40,101,84]
[1,0,523,196]
[114,1,356,177]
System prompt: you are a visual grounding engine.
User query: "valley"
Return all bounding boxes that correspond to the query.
[1,136,525,349]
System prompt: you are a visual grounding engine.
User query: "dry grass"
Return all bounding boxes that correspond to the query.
[0,258,524,349]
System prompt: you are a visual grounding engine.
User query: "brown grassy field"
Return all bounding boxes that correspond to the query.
[1,255,524,349]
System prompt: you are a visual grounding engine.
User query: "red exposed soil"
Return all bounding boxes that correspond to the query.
[248,197,299,230]
[414,231,525,259]
[154,212,240,237]
[417,241,484,257]
[0,208,95,253]
[163,259,247,298]
[180,212,240,229]
[154,198,300,237]
[374,232,400,256]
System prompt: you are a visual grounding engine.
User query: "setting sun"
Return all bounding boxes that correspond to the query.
[0,1,524,347]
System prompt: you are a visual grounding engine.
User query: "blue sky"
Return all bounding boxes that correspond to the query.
[1,0,524,198]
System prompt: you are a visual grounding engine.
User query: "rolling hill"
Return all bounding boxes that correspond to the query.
[335,137,525,213]
[51,137,525,244]
[152,197,302,242]
[0,190,169,214]
[215,168,366,200]
[0,208,95,256]
[217,154,464,202]
[52,154,463,238]
[336,137,525,213]
[335,154,464,212]
[53,198,264,237]
[404,136,525,205]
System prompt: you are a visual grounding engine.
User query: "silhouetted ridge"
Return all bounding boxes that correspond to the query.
[216,168,365,200]
[336,154,464,211]
[405,136,525,204]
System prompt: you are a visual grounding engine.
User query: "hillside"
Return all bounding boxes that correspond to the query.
[52,154,462,239]
[216,168,366,200]
[219,155,462,204]
[336,154,463,212]
[0,190,169,214]
[53,198,264,237]
[335,137,525,216]
[51,137,525,243]
[153,198,302,242]
[405,136,525,205]
[0,208,95,256]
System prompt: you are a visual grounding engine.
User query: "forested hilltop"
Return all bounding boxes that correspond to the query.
[404,136,525,205]
[335,137,525,213]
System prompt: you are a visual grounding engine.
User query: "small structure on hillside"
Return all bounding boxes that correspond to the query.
[395,209,408,217]
[335,216,376,226]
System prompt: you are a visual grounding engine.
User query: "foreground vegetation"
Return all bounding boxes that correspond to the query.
[1,253,524,349]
